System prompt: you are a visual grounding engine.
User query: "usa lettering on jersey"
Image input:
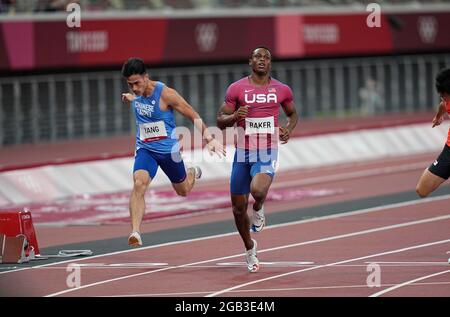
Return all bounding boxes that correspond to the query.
[244,93,278,104]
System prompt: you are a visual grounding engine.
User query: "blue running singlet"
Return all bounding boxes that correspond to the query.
[132,81,179,154]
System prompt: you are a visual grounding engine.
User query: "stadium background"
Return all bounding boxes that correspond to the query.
[1,0,449,146]
[0,0,450,298]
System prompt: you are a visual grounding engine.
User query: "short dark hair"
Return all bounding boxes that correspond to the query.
[121,57,147,78]
[250,46,272,59]
[435,68,450,94]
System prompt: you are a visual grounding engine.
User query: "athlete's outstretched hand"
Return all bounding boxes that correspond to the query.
[206,138,226,158]
[122,93,136,103]
[279,127,290,144]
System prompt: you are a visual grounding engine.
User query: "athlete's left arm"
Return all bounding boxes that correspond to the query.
[279,101,298,144]
[432,99,447,128]
[163,87,225,156]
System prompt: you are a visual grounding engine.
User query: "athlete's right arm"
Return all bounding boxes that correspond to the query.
[121,93,135,104]
[216,103,249,130]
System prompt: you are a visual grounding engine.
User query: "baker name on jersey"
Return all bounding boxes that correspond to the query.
[244,93,278,104]
[245,116,275,135]
[249,121,272,129]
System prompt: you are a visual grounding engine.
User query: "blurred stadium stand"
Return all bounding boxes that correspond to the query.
[0,0,449,147]
[1,0,450,13]
[1,53,449,145]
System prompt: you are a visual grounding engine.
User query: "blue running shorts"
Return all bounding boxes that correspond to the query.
[133,148,187,183]
[230,148,278,195]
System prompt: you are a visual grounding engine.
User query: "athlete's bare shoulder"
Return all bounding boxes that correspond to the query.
[160,84,181,101]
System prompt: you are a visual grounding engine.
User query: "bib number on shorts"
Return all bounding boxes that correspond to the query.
[139,121,168,142]
[245,117,275,135]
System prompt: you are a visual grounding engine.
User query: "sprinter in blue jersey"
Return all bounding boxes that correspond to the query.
[121,57,225,247]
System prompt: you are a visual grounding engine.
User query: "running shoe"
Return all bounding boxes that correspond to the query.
[245,238,260,273]
[193,166,202,179]
[251,205,265,233]
[187,165,202,180]
[128,231,142,247]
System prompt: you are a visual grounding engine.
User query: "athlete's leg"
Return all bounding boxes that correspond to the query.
[157,151,200,197]
[250,173,273,211]
[250,148,277,210]
[233,192,259,272]
[129,169,151,233]
[230,149,254,250]
[416,169,445,198]
[231,193,254,250]
[231,149,260,272]
[416,145,450,198]
[171,166,198,197]
[129,149,158,246]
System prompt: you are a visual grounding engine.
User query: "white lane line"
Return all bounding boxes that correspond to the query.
[102,281,450,297]
[369,269,450,297]
[44,214,450,297]
[258,214,450,255]
[364,261,448,265]
[3,262,449,270]
[205,239,450,297]
[216,261,315,266]
[1,194,449,277]
[79,263,169,267]
[271,161,427,188]
[261,194,450,232]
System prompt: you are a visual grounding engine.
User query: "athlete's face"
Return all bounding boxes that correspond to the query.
[126,73,149,96]
[249,48,271,76]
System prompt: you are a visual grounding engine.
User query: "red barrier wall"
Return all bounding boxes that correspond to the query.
[0,10,449,71]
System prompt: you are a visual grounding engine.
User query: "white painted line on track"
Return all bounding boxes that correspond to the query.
[3,262,448,270]
[272,161,427,189]
[205,238,450,297]
[364,261,449,265]
[102,281,450,297]
[369,269,450,297]
[5,192,448,277]
[44,214,450,297]
[216,261,315,266]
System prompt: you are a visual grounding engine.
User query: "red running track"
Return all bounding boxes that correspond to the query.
[0,151,448,297]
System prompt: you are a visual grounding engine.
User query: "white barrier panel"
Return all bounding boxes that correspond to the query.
[0,122,447,206]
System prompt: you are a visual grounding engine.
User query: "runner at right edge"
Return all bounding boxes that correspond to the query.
[416,68,450,198]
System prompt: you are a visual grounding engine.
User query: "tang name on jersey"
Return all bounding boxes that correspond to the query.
[139,121,168,142]
[136,101,154,117]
